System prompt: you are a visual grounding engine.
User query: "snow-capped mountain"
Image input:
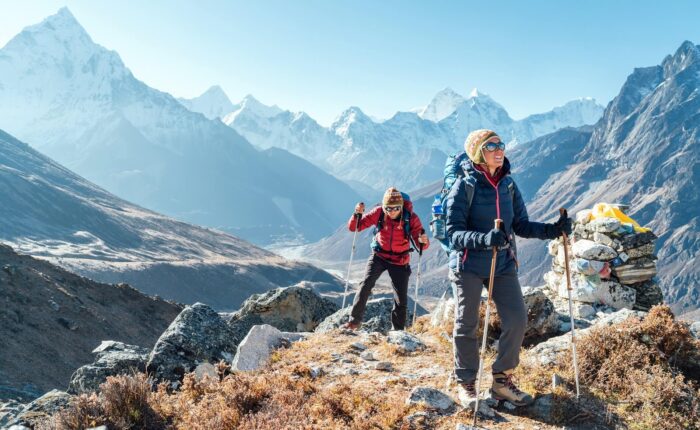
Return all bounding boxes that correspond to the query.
[222,86,604,192]
[0,128,341,310]
[177,85,235,120]
[418,87,467,121]
[0,8,362,245]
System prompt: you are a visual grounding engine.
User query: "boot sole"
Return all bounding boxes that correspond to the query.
[491,391,533,407]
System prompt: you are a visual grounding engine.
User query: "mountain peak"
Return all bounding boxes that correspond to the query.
[34,7,90,40]
[419,88,466,121]
[662,40,700,78]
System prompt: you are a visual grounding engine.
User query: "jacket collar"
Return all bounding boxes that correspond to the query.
[461,157,511,185]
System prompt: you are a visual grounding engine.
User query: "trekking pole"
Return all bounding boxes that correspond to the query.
[412,228,425,326]
[473,219,502,427]
[560,208,581,399]
[341,211,362,310]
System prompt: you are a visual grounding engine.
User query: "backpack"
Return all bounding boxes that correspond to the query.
[370,192,416,255]
[430,152,515,253]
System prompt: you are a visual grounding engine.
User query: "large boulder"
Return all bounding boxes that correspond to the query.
[227,286,338,341]
[231,324,307,371]
[147,303,239,383]
[315,297,421,334]
[68,341,150,394]
[594,281,636,310]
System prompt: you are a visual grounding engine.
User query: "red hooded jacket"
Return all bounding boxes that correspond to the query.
[347,200,429,265]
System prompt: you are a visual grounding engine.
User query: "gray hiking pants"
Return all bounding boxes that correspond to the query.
[451,267,527,383]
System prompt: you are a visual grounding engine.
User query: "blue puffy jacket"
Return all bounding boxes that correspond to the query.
[445,157,558,277]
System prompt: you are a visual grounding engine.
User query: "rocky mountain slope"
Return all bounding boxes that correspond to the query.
[0,245,182,402]
[0,128,342,310]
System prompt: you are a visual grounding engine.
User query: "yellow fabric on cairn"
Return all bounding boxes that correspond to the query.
[590,203,650,233]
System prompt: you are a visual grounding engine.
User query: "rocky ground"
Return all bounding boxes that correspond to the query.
[2,280,698,429]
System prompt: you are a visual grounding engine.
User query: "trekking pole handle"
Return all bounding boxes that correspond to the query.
[559,207,568,219]
[418,228,425,256]
[493,218,502,231]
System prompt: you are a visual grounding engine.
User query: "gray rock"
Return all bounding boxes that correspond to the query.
[575,209,592,224]
[69,342,150,394]
[387,330,426,353]
[231,324,304,371]
[8,390,71,428]
[316,297,418,334]
[575,303,596,319]
[572,239,617,260]
[374,361,393,371]
[594,281,636,310]
[350,342,367,351]
[593,232,615,248]
[522,288,559,344]
[147,303,239,383]
[405,387,456,413]
[457,392,496,418]
[87,427,108,430]
[194,363,218,381]
[690,322,700,339]
[617,231,657,249]
[552,373,564,389]
[0,400,25,428]
[227,286,338,341]
[526,394,554,422]
[430,291,455,329]
[360,351,377,361]
[628,280,664,311]
[588,217,621,233]
[625,243,656,259]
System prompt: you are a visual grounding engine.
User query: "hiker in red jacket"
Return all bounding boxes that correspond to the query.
[344,187,429,331]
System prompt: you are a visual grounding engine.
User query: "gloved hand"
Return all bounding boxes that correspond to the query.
[553,212,573,236]
[482,228,507,248]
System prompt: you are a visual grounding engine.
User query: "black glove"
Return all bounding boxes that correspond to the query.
[553,213,573,236]
[482,228,507,248]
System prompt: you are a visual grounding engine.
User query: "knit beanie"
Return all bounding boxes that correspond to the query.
[464,129,501,165]
[382,187,403,207]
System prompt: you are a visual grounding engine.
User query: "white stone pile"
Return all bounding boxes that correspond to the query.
[544,206,663,311]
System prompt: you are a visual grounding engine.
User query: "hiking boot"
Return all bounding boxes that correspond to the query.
[343,320,361,330]
[490,370,533,406]
[456,380,477,407]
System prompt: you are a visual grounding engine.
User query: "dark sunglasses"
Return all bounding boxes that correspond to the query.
[384,206,402,212]
[483,141,506,152]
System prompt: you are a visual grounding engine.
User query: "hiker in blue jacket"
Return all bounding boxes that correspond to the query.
[445,129,572,406]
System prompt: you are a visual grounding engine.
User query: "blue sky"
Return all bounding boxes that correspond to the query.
[2,0,700,125]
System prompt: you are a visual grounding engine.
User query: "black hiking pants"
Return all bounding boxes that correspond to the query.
[349,253,411,330]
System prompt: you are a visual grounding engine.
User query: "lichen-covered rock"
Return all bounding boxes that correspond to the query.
[6,390,71,428]
[594,281,636,310]
[228,286,338,341]
[405,387,455,413]
[69,341,150,394]
[625,243,656,259]
[147,303,239,383]
[572,239,617,261]
[617,231,657,249]
[522,288,559,344]
[627,280,664,311]
[387,331,426,353]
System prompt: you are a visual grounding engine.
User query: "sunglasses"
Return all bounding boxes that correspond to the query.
[384,206,402,212]
[483,141,506,152]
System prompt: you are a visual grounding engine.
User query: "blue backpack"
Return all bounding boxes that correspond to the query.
[430,153,515,253]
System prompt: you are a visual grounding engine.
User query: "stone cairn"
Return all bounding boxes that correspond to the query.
[544,205,663,312]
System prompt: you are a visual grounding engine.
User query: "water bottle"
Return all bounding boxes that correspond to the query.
[430,195,446,240]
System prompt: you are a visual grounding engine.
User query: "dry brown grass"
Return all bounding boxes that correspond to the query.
[517,305,700,429]
[41,305,699,430]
